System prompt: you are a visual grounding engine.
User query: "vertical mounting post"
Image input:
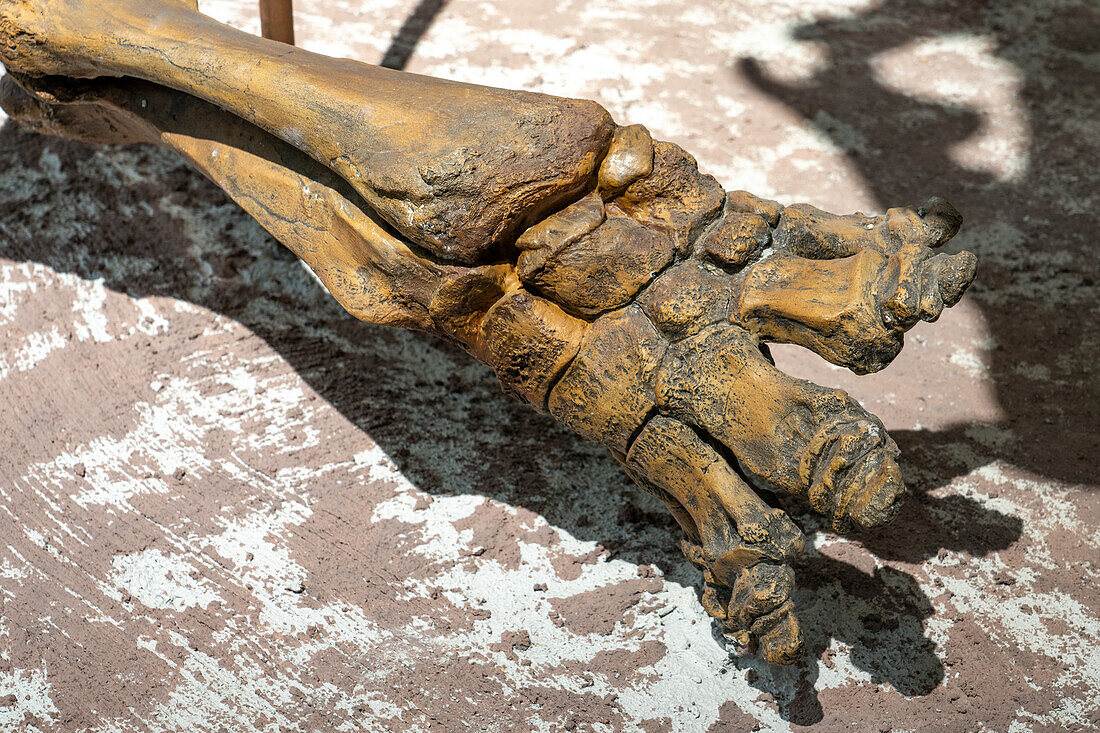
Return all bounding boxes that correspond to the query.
[259,0,295,45]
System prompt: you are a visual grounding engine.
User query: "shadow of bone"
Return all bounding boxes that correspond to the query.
[732,558,944,726]
[844,427,1025,564]
[800,561,944,697]
[0,117,957,687]
[0,116,694,586]
[737,0,1100,486]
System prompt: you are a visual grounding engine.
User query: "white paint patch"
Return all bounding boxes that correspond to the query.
[949,348,988,379]
[870,34,1030,183]
[131,298,171,336]
[0,666,60,729]
[374,474,788,732]
[70,276,113,343]
[112,548,223,611]
[0,327,67,381]
[0,264,41,323]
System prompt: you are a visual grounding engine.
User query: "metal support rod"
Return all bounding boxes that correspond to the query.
[259,0,294,45]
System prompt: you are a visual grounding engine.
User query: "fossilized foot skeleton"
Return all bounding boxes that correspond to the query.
[0,0,977,664]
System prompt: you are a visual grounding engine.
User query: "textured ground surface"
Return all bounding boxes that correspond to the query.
[0,0,1097,730]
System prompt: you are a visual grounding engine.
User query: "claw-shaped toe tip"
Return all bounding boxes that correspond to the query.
[939,250,978,306]
[755,602,804,664]
[717,563,804,664]
[845,453,906,529]
[917,196,963,247]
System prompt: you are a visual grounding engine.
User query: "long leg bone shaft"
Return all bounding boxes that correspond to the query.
[0,73,467,329]
[0,0,614,263]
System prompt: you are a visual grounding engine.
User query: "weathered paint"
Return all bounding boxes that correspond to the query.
[0,0,1097,729]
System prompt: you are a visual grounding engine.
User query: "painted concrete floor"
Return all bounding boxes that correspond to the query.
[0,0,1097,730]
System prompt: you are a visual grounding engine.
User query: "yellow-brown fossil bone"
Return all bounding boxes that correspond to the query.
[0,0,978,665]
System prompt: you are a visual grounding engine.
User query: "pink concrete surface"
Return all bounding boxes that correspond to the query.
[0,0,1097,730]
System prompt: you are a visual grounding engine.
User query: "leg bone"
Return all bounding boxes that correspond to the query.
[0,0,615,262]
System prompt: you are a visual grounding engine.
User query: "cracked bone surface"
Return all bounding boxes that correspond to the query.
[0,0,978,664]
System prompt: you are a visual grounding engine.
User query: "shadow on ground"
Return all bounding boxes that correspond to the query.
[726,424,1024,723]
[737,0,1099,489]
[9,1,1093,720]
[378,0,449,70]
[715,2,1100,715]
[0,116,1023,720]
